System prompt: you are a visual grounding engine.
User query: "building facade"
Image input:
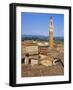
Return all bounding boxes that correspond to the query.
[21,41,39,65]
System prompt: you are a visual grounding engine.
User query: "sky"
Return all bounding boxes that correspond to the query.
[21,12,64,37]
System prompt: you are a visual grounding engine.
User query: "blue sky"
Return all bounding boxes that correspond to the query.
[21,12,64,37]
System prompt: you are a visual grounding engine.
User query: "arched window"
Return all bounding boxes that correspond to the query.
[21,58,25,64]
[29,58,31,64]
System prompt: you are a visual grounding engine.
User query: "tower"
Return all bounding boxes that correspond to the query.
[49,16,54,48]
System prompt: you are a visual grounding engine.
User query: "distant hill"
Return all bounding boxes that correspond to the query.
[22,35,64,42]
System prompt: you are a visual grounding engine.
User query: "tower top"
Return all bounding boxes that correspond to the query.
[49,16,54,30]
[50,16,53,19]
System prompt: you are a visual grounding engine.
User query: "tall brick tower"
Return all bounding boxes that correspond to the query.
[49,16,54,48]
